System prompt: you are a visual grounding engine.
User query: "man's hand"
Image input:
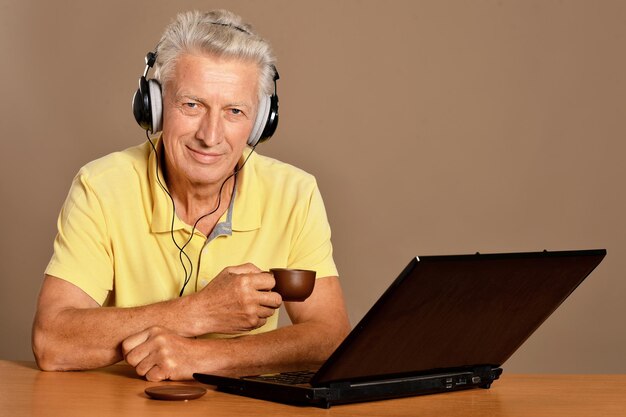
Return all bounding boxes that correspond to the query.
[184,263,283,336]
[122,326,199,381]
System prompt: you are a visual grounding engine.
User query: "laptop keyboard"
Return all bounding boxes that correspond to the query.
[246,370,315,385]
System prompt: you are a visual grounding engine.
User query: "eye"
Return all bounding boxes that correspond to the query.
[177,100,203,116]
[230,108,242,115]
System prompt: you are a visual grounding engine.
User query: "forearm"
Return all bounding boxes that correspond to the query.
[202,319,350,377]
[33,268,283,373]
[32,295,193,371]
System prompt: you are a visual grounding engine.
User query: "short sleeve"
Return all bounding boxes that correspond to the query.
[288,181,338,278]
[45,171,114,305]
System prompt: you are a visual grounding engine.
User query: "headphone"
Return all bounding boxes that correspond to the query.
[132,49,279,147]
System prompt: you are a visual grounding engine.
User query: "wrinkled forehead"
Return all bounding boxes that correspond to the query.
[162,51,261,101]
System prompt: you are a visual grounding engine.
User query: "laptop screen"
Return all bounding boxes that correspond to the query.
[312,249,606,385]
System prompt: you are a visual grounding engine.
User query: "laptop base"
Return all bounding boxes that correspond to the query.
[194,367,502,408]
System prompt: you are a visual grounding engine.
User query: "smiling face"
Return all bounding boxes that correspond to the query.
[160,52,259,191]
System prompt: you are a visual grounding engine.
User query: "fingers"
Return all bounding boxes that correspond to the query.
[225,263,263,276]
[214,267,280,305]
[122,327,179,381]
[136,350,177,382]
[145,364,168,382]
[236,270,276,292]
[229,272,281,313]
[122,329,153,371]
[123,328,165,373]
[258,290,282,309]
[122,329,150,355]
[221,264,276,290]
[134,351,162,379]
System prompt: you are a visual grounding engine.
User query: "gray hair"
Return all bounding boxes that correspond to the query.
[154,10,276,99]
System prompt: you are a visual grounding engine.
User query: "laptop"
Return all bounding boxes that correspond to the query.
[194,249,606,408]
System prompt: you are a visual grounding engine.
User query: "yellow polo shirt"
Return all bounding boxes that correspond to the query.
[45,139,338,335]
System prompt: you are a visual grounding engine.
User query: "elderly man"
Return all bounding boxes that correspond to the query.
[32,9,350,382]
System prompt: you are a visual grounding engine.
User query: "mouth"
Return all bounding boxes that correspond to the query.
[186,146,224,164]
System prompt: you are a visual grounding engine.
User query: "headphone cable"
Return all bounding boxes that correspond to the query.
[146,131,257,296]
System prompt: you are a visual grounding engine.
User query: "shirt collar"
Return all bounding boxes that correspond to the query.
[148,139,261,234]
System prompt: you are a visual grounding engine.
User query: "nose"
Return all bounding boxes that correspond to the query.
[195,111,224,147]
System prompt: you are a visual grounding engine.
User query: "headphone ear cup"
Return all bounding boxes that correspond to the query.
[131,76,162,134]
[147,79,163,134]
[247,94,271,146]
[259,93,279,143]
[247,92,279,147]
[132,76,152,131]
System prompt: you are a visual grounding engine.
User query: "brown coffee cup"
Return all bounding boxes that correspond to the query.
[270,268,316,302]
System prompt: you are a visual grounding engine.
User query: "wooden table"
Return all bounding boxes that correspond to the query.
[2,360,625,416]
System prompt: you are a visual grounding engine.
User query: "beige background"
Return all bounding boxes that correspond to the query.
[1,0,624,373]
